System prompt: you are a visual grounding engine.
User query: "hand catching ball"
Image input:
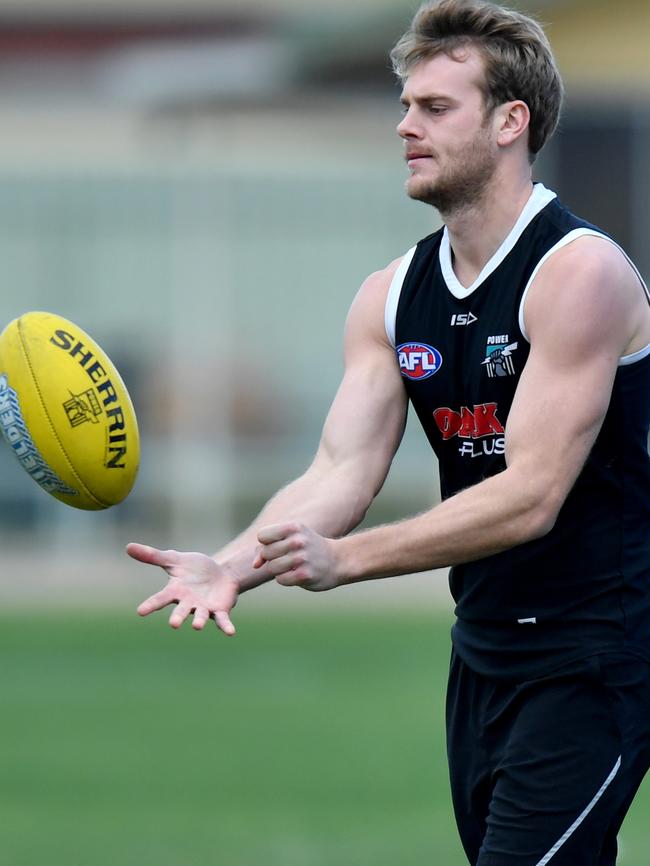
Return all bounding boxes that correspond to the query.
[0,311,139,510]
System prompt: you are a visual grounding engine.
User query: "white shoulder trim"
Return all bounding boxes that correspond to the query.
[620,343,650,365]
[517,228,650,367]
[440,183,557,300]
[385,246,417,348]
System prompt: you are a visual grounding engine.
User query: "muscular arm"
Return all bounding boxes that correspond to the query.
[127,259,409,629]
[259,237,649,588]
[215,263,408,590]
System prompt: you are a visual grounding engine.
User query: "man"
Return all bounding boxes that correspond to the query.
[127,1,650,863]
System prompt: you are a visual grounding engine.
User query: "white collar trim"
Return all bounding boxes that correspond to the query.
[439,183,557,300]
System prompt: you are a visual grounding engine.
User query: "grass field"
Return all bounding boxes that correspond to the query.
[0,608,648,866]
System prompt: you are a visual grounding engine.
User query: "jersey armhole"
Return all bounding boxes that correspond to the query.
[518,228,650,365]
[385,246,417,348]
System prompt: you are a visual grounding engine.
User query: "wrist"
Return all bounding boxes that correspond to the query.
[214,554,239,582]
[330,535,360,587]
[216,551,273,594]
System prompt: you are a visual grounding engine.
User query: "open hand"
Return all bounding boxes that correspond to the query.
[127,543,239,635]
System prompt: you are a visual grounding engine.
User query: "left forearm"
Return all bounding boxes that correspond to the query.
[334,467,555,584]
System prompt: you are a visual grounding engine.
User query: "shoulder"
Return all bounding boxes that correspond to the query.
[351,232,438,313]
[524,234,642,356]
[345,256,406,349]
[355,256,404,301]
[537,233,634,283]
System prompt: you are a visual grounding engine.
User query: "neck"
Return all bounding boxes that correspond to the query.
[443,170,534,288]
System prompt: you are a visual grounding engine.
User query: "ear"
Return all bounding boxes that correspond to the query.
[496,100,530,149]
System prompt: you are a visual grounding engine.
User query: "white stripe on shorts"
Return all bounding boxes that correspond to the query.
[535,755,622,866]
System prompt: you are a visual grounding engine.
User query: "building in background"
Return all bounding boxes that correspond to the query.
[0,0,647,561]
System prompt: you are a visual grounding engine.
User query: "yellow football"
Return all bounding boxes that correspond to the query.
[0,311,139,510]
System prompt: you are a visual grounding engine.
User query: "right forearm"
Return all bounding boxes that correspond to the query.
[214,466,371,592]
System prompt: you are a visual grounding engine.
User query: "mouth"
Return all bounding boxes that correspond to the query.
[406,153,432,166]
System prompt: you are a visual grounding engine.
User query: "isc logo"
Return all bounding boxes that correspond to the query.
[397,342,443,380]
[450,313,477,326]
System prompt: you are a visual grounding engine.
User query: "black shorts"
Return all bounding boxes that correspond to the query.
[446,649,650,866]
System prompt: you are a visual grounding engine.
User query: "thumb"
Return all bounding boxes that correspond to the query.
[126,543,179,569]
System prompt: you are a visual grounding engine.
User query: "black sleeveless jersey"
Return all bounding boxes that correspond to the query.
[387,184,650,680]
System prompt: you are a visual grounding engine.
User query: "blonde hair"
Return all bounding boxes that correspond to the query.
[391,0,564,159]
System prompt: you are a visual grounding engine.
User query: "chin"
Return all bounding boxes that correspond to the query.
[406,177,439,205]
[406,175,435,199]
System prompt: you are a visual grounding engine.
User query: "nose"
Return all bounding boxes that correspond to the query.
[397,107,422,140]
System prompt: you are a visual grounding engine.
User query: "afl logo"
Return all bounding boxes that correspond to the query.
[397,342,443,380]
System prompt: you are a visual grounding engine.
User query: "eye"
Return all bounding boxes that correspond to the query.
[428,105,448,115]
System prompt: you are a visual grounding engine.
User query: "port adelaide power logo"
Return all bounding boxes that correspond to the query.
[482,334,518,378]
[397,342,443,381]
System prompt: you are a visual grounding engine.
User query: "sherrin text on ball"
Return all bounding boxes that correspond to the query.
[0,311,139,509]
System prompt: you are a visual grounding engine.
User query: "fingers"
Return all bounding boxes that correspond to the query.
[146,590,238,637]
[137,588,177,617]
[264,552,305,579]
[191,607,211,631]
[214,611,236,637]
[177,605,236,636]
[256,525,304,572]
[257,522,313,587]
[258,536,301,561]
[169,601,192,629]
[147,597,236,636]
[257,522,301,546]
[126,543,180,570]
[275,569,306,587]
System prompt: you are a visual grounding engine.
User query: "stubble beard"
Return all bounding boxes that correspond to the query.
[406,127,498,218]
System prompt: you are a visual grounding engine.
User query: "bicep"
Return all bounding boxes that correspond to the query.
[312,266,408,496]
[505,242,634,514]
[317,348,408,491]
[505,339,618,511]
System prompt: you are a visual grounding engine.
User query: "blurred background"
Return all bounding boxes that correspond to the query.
[0,0,648,585]
[0,2,648,864]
